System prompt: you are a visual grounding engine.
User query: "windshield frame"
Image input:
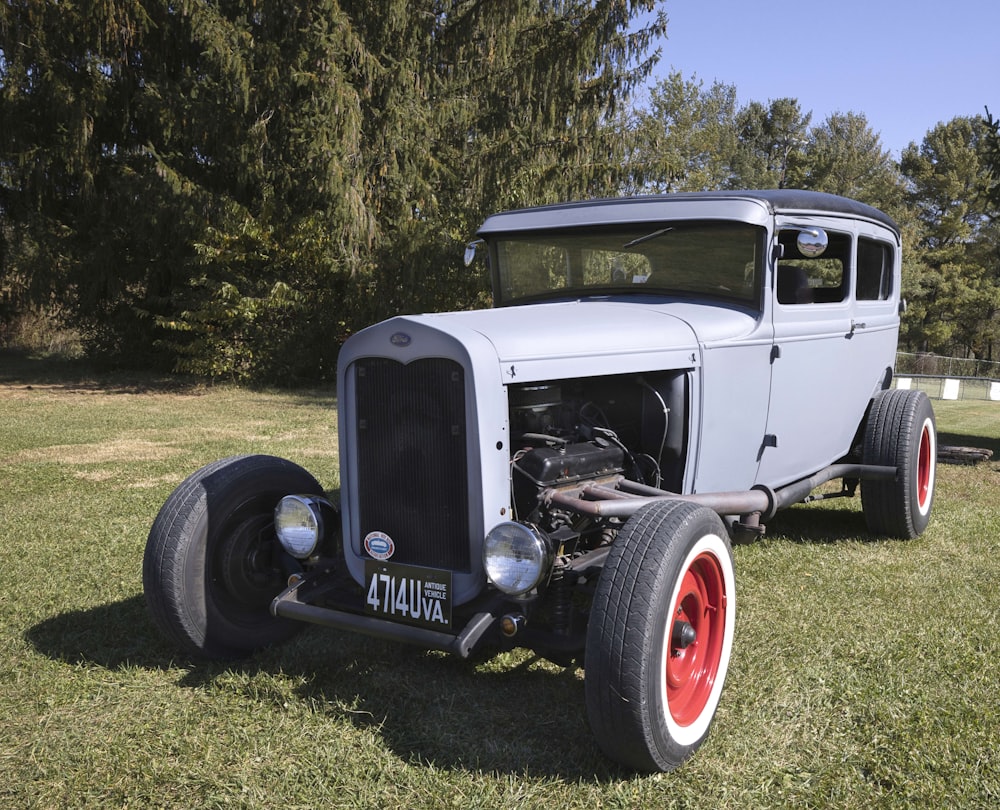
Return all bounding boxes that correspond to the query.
[488,220,768,311]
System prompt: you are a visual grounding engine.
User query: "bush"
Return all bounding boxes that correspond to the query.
[0,307,84,359]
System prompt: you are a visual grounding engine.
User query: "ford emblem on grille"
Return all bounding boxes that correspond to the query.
[390,332,411,347]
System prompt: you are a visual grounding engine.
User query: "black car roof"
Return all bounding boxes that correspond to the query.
[479,190,899,236]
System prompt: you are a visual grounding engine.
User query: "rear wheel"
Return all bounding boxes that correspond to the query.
[143,454,323,659]
[862,389,936,538]
[585,500,735,772]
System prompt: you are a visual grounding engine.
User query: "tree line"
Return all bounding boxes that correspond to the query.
[1,2,998,383]
[625,74,1000,364]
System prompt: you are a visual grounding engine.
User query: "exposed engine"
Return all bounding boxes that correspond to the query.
[507,370,689,526]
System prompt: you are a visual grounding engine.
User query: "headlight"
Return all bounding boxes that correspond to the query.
[274,495,328,559]
[483,522,553,596]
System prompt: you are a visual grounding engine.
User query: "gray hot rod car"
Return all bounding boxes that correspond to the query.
[144,190,936,772]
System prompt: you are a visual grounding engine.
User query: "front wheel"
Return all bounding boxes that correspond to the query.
[862,389,936,538]
[585,500,736,772]
[143,454,323,659]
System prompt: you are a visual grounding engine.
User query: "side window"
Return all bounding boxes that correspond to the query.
[857,238,893,301]
[776,229,850,305]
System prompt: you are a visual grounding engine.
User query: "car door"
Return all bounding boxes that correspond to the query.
[757,217,899,488]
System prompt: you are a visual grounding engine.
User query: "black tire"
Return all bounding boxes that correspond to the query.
[861,389,936,539]
[143,454,323,659]
[585,500,736,772]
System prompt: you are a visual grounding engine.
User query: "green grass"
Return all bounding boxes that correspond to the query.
[2,352,999,808]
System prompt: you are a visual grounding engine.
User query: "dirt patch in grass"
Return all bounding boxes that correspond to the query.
[8,438,181,466]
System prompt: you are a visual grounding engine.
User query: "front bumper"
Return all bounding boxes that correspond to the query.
[270,572,501,658]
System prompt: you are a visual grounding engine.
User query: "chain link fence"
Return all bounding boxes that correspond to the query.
[896,352,1000,379]
[894,353,1000,401]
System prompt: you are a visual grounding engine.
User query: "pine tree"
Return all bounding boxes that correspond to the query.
[729,99,811,190]
[899,116,1000,359]
[803,112,903,212]
[1,1,666,381]
[346,1,667,321]
[623,70,740,193]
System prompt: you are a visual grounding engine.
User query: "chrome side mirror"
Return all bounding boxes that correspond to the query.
[796,228,828,258]
[464,239,484,267]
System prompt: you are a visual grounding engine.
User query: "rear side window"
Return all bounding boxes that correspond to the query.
[857,238,893,300]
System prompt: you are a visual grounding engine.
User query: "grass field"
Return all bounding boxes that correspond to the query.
[2,352,998,808]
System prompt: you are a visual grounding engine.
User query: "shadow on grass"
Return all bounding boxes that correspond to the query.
[0,348,339,405]
[0,348,203,395]
[25,595,181,670]
[26,596,622,780]
[764,502,874,544]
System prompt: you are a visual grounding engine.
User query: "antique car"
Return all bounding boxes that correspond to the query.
[143,190,936,772]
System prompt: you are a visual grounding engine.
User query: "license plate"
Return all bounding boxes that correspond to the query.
[364,560,452,631]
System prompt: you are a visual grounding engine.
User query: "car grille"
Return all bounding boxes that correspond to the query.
[353,357,471,571]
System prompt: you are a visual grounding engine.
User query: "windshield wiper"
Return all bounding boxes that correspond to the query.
[622,227,673,249]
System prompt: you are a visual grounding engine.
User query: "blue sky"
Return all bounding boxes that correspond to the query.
[640,1,999,158]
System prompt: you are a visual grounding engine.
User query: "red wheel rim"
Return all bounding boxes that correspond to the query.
[666,551,728,727]
[917,422,932,511]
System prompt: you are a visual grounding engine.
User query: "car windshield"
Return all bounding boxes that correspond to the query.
[493,221,765,307]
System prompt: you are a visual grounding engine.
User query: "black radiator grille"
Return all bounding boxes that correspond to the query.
[354,357,471,571]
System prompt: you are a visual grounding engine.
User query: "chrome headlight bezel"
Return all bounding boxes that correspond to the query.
[483,521,554,597]
[274,494,331,560]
